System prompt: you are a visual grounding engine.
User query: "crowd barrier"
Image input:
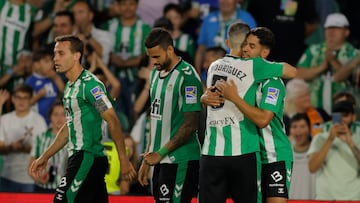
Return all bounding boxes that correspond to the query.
[0,193,359,203]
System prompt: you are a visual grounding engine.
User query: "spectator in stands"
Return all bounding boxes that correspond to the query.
[0,0,37,74]
[289,113,316,200]
[200,46,226,85]
[297,13,359,114]
[308,100,360,200]
[0,50,33,114]
[136,0,178,26]
[284,78,330,136]
[164,3,196,60]
[28,101,67,193]
[25,47,65,125]
[0,84,47,192]
[44,11,75,46]
[102,0,151,127]
[194,0,256,73]
[32,1,73,49]
[246,0,318,66]
[72,0,115,64]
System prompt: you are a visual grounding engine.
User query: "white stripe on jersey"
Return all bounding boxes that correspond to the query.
[134,20,143,56]
[73,80,84,150]
[262,125,277,163]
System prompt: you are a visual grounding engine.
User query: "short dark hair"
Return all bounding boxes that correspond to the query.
[163,3,183,16]
[290,113,311,128]
[48,100,64,118]
[248,27,275,50]
[145,28,173,50]
[153,17,173,31]
[333,91,356,106]
[55,35,84,63]
[32,47,52,62]
[206,46,226,58]
[55,10,75,25]
[13,83,33,97]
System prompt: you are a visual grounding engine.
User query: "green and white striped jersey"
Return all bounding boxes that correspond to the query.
[203,55,284,156]
[63,69,113,157]
[102,17,151,82]
[0,0,36,69]
[297,42,359,114]
[173,33,195,59]
[256,78,293,164]
[149,59,203,164]
[31,128,67,190]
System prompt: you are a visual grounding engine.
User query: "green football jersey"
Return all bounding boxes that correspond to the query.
[0,0,36,69]
[203,56,284,156]
[297,42,358,114]
[173,33,195,59]
[149,59,203,163]
[102,17,151,82]
[63,69,113,157]
[256,78,293,164]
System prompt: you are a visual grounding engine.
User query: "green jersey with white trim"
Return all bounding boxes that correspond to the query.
[63,69,113,157]
[203,56,284,156]
[149,59,203,164]
[256,78,293,164]
[0,0,36,69]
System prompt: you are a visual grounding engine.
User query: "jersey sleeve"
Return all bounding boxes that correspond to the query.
[253,57,283,81]
[85,79,113,114]
[180,69,203,113]
[258,78,285,117]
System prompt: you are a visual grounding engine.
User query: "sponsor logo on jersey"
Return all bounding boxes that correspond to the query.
[160,184,170,196]
[265,87,279,105]
[70,179,83,192]
[271,171,283,182]
[91,86,104,100]
[185,86,197,104]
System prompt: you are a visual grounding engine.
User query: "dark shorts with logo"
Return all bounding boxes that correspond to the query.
[261,160,292,199]
[53,151,108,203]
[152,160,199,203]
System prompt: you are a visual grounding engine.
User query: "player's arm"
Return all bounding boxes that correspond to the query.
[101,108,136,180]
[144,111,200,165]
[138,117,152,186]
[281,62,298,79]
[215,79,274,128]
[29,123,68,178]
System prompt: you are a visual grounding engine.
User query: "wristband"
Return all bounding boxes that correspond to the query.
[157,146,169,158]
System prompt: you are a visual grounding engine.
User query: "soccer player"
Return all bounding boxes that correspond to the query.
[199,22,296,203]
[29,35,136,203]
[221,27,293,203]
[138,28,203,203]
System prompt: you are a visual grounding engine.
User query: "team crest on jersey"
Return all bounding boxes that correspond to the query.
[185,86,197,104]
[91,86,104,100]
[265,87,279,105]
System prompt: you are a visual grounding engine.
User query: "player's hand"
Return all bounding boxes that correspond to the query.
[215,79,238,102]
[119,157,137,181]
[138,161,150,186]
[143,152,161,165]
[200,87,224,106]
[29,156,48,180]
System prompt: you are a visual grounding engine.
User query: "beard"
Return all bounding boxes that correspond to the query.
[156,56,172,72]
